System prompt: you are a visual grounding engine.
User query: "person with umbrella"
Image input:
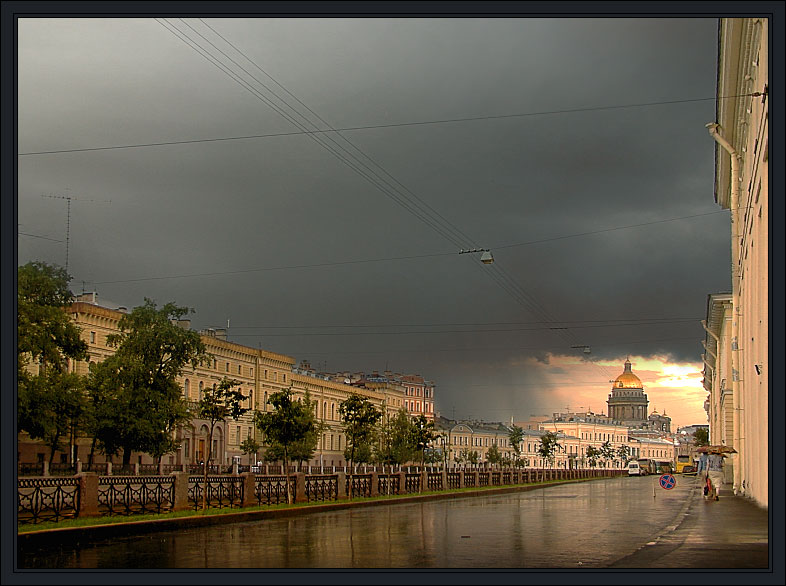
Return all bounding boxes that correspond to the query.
[706,448,728,501]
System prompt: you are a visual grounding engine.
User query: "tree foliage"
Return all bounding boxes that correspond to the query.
[616,444,631,464]
[537,431,561,467]
[86,299,208,464]
[17,261,87,376]
[261,392,323,470]
[693,427,709,447]
[255,388,317,504]
[339,394,382,471]
[410,414,438,470]
[599,440,616,465]
[585,445,600,468]
[195,377,247,509]
[508,425,525,467]
[486,443,502,466]
[18,370,86,464]
[374,408,416,469]
[17,261,88,464]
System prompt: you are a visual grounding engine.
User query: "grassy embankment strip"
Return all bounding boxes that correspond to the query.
[18,477,591,534]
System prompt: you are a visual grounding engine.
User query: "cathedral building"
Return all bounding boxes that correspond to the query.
[606,358,651,429]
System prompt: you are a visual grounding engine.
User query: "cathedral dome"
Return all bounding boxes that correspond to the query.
[612,358,642,389]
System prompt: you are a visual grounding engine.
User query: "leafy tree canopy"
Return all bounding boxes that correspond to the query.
[86,299,208,464]
[17,261,87,374]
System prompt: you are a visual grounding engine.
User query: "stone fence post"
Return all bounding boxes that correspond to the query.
[77,473,99,518]
[370,472,379,497]
[171,472,190,512]
[133,463,140,476]
[459,470,465,489]
[295,473,306,503]
[337,472,347,500]
[42,461,49,477]
[75,460,83,475]
[241,473,256,508]
[441,469,447,491]
[106,462,112,476]
[398,472,406,495]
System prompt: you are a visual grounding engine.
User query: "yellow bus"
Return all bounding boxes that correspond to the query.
[675,454,695,474]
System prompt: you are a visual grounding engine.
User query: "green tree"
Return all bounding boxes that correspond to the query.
[264,392,324,471]
[537,431,560,467]
[18,370,86,464]
[374,408,416,494]
[17,261,87,377]
[616,444,631,465]
[486,443,502,466]
[339,394,381,468]
[240,437,260,467]
[585,445,600,468]
[17,261,88,464]
[599,440,615,467]
[89,299,209,465]
[694,427,709,447]
[255,388,316,504]
[195,377,247,510]
[411,414,438,471]
[508,425,525,468]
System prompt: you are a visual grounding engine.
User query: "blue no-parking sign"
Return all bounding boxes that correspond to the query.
[659,473,676,490]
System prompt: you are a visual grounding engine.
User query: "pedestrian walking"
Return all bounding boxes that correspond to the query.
[707,451,725,501]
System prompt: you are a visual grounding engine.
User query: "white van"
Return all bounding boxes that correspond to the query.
[628,461,642,476]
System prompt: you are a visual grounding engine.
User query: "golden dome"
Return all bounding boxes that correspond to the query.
[612,359,642,389]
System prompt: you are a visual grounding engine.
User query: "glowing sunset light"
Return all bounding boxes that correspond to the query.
[523,353,708,430]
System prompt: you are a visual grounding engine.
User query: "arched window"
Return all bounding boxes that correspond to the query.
[249,390,253,410]
[323,401,327,419]
[198,381,204,400]
[184,379,190,399]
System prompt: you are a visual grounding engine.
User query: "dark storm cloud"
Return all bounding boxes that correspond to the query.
[17,16,728,421]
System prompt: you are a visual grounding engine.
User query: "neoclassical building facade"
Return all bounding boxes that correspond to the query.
[704,17,768,508]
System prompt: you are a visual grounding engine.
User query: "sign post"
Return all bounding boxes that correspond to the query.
[659,473,677,490]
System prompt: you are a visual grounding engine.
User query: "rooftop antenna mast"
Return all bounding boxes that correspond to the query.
[41,192,111,274]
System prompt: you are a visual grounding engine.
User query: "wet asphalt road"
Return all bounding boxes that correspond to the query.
[19,475,703,569]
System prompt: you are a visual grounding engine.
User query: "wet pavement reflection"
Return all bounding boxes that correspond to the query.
[20,475,691,569]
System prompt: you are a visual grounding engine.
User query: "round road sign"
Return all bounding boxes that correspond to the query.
[659,473,676,490]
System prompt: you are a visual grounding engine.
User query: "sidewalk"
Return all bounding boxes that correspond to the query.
[609,475,770,569]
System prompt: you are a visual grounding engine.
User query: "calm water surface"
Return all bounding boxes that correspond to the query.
[20,476,688,569]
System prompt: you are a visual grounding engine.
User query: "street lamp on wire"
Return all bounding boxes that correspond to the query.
[459,248,494,264]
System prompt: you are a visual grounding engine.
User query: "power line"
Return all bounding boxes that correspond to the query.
[279,336,700,356]
[16,93,760,157]
[225,319,699,337]
[19,232,63,243]
[228,317,700,330]
[88,209,724,285]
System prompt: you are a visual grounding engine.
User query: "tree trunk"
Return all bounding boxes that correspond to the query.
[202,426,214,511]
[283,450,292,505]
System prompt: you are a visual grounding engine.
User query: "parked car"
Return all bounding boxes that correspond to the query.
[628,461,642,476]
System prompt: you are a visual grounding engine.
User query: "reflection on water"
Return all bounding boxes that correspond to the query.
[20,476,685,569]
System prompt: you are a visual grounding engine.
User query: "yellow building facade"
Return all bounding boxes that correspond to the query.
[705,17,769,508]
[20,296,403,468]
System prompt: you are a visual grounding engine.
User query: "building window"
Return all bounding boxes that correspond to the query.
[238,365,242,375]
[198,381,204,400]
[226,362,230,372]
[184,379,190,399]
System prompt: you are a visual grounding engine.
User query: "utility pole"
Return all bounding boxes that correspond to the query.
[41,193,111,274]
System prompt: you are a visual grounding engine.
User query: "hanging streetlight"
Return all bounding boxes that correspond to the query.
[459,248,494,265]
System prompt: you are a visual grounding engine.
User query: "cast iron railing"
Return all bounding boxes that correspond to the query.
[18,477,80,525]
[98,475,174,516]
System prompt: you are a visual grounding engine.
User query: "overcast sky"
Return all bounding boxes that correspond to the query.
[17,16,730,429]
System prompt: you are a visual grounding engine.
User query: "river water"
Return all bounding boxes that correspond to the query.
[19,475,688,569]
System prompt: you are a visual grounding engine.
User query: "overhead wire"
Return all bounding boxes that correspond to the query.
[16,94,761,157]
[159,18,473,250]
